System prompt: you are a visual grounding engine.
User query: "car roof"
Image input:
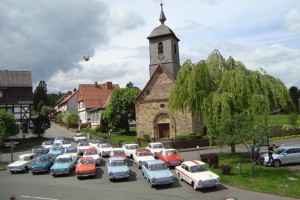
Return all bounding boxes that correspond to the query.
[149,142,163,145]
[109,157,125,162]
[20,153,36,157]
[145,159,164,165]
[56,154,72,159]
[78,156,94,161]
[182,160,206,167]
[277,145,300,149]
[124,143,138,146]
[65,146,77,150]
[135,148,150,152]
[84,147,97,152]
[162,148,176,152]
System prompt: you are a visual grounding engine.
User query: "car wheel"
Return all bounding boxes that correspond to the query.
[273,159,281,167]
[32,172,36,175]
[24,166,29,172]
[179,173,183,181]
[192,182,198,190]
[142,171,145,178]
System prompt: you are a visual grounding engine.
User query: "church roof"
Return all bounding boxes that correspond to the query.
[147,3,179,41]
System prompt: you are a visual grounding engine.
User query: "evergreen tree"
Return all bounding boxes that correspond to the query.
[33,80,48,111]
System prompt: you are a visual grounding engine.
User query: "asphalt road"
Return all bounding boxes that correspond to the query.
[0,124,299,200]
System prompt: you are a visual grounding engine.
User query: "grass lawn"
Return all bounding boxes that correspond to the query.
[210,153,300,198]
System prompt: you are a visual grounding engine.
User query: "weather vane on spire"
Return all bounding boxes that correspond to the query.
[159,0,166,24]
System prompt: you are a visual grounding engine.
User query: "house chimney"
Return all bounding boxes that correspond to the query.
[106,82,112,90]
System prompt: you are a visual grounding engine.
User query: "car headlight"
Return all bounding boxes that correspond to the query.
[151,178,157,183]
[198,180,203,186]
[217,177,221,183]
[109,172,113,176]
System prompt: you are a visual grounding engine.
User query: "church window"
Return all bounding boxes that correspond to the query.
[174,44,177,54]
[158,42,163,54]
[146,90,150,95]
[160,104,165,108]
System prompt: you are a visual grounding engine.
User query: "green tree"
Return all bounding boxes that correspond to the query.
[33,80,48,111]
[47,92,64,107]
[289,86,300,114]
[102,84,140,133]
[67,111,80,128]
[31,114,51,137]
[0,110,19,146]
[169,50,294,158]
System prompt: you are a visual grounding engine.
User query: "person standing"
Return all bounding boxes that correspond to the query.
[267,144,276,166]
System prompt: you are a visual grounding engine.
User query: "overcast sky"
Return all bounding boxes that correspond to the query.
[1,0,300,93]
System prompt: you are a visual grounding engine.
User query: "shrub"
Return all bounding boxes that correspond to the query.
[220,164,232,174]
[142,134,151,142]
[200,153,219,168]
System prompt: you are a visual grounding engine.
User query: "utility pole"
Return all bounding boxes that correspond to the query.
[4,140,19,162]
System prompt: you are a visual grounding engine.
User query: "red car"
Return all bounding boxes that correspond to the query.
[156,148,184,167]
[109,148,127,160]
[75,157,96,179]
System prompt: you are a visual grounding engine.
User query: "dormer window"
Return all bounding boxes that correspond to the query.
[158,42,163,54]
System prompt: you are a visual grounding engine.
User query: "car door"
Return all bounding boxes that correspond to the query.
[292,148,300,164]
[281,148,293,164]
[180,164,189,183]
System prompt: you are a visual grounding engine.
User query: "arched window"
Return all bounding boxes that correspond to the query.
[158,42,163,54]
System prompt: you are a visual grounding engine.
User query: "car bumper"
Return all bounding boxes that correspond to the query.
[109,174,130,180]
[76,172,96,177]
[151,179,174,186]
[8,168,26,172]
[31,168,48,173]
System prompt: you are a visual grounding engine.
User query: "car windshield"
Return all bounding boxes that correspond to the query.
[101,144,111,148]
[65,148,77,153]
[274,148,286,155]
[62,140,70,144]
[152,144,163,149]
[90,139,100,144]
[18,156,30,161]
[164,150,177,156]
[51,146,63,151]
[190,164,207,173]
[111,160,125,166]
[137,151,151,156]
[78,159,94,165]
[37,156,49,162]
[55,136,64,140]
[149,163,167,171]
[76,133,85,137]
[84,150,97,155]
[79,141,89,146]
[43,141,53,145]
[56,157,70,163]
[129,144,139,150]
[113,150,124,154]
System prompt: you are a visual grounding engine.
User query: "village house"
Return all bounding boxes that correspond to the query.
[0,70,33,138]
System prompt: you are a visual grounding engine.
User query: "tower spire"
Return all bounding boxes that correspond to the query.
[159,2,166,24]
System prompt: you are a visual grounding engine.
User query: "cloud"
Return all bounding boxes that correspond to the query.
[285,9,300,36]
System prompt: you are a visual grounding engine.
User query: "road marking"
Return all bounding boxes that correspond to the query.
[20,195,59,200]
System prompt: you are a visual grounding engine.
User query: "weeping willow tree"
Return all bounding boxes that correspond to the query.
[169,50,294,161]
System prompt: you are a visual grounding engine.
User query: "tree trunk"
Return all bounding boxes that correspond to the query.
[230,142,236,153]
[125,122,130,134]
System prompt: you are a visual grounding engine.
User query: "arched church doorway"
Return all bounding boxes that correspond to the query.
[154,113,175,139]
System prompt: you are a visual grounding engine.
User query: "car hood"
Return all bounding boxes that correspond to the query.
[49,150,63,155]
[76,164,95,172]
[193,171,219,181]
[109,166,129,173]
[8,161,27,167]
[83,155,99,160]
[164,155,183,161]
[51,162,71,169]
[149,170,173,178]
[32,162,49,168]
[137,156,155,162]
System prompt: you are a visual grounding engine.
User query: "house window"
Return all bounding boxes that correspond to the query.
[158,42,163,54]
[174,44,177,54]
[0,89,8,98]
[0,90,2,98]
[146,90,150,95]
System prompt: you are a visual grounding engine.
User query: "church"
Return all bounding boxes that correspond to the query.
[135,3,204,140]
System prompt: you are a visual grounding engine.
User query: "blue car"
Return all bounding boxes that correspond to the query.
[141,159,175,187]
[48,146,64,156]
[107,157,130,181]
[50,154,76,177]
[30,154,55,174]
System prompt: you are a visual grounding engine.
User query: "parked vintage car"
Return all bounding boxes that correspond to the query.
[64,146,79,161]
[122,143,140,159]
[30,154,55,174]
[77,140,91,155]
[54,136,66,144]
[175,160,220,190]
[74,133,87,142]
[31,146,49,156]
[132,148,155,169]
[96,143,113,157]
[50,154,77,177]
[89,139,102,148]
[83,147,100,165]
[61,140,72,148]
[107,157,130,181]
[141,159,174,187]
[48,145,64,156]
[7,153,37,173]
[109,148,127,160]
[75,157,96,179]
[41,140,54,150]
[156,149,184,167]
[260,145,300,167]
[146,142,165,157]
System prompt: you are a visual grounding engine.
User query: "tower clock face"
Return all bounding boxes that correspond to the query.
[158,54,165,60]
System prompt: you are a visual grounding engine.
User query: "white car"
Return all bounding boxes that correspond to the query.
[132,148,155,168]
[83,147,100,165]
[146,142,165,157]
[122,143,140,158]
[41,140,54,150]
[61,140,72,148]
[77,140,91,154]
[95,143,113,157]
[175,160,220,190]
[54,136,65,144]
[64,146,79,160]
[89,139,102,148]
[7,153,37,173]
[74,133,87,142]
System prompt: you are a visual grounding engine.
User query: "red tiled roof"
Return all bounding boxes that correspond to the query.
[0,70,32,87]
[78,82,119,109]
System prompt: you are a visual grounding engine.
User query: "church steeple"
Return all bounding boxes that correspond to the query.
[159,3,166,24]
[147,2,181,79]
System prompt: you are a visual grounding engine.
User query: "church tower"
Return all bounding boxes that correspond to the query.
[147,3,181,79]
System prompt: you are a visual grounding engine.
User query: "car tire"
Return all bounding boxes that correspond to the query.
[273,159,281,167]
[192,182,198,190]
[179,173,183,181]
[142,171,146,179]
[24,166,29,172]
